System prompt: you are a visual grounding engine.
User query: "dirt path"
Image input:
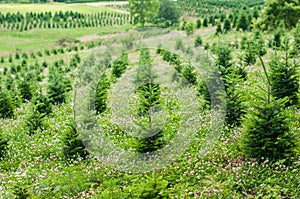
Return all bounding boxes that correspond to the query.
[78,33,121,42]
[86,1,128,6]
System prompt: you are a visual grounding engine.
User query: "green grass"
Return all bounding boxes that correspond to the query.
[0,24,132,53]
[0,3,124,14]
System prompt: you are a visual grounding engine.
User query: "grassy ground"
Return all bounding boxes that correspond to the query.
[0,2,123,14]
[0,24,132,53]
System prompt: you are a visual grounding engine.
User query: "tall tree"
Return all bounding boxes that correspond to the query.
[129,0,160,27]
[157,0,180,26]
[258,0,300,29]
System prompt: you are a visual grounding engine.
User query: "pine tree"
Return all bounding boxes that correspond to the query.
[244,40,257,66]
[63,122,89,160]
[270,40,299,107]
[242,56,298,161]
[111,53,128,79]
[0,89,14,119]
[293,20,300,51]
[26,108,44,136]
[181,64,197,85]
[95,73,110,114]
[215,22,222,35]
[134,48,165,154]
[236,13,249,31]
[47,71,68,105]
[32,91,52,116]
[0,134,8,159]
[194,36,203,47]
[18,79,33,102]
[196,19,201,28]
[203,18,208,27]
[223,18,231,33]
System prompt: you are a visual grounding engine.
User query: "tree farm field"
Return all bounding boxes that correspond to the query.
[0,0,300,198]
[0,2,131,53]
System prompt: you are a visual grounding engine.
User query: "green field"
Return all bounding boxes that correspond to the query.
[0,25,131,53]
[0,2,126,14]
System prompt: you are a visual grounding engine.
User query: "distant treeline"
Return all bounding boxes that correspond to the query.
[0,0,124,3]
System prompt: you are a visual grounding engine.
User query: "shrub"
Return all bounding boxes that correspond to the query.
[194,36,203,47]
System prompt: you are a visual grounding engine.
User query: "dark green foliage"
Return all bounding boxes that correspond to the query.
[259,0,300,29]
[63,123,89,160]
[224,69,245,127]
[0,135,8,159]
[242,98,297,160]
[196,19,201,28]
[131,173,170,198]
[223,18,231,32]
[157,0,180,26]
[26,109,44,136]
[134,48,165,153]
[181,64,197,85]
[0,89,14,119]
[47,71,69,105]
[137,82,161,117]
[194,36,203,47]
[273,29,282,48]
[129,0,160,27]
[197,80,211,105]
[32,91,52,116]
[236,13,249,31]
[294,20,300,51]
[95,73,110,114]
[111,53,128,79]
[215,23,222,35]
[18,80,33,102]
[203,18,208,27]
[214,43,233,79]
[269,51,299,107]
[15,52,20,59]
[244,40,257,66]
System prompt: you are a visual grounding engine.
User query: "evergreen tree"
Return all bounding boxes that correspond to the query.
[32,91,52,116]
[293,20,300,51]
[203,18,208,27]
[196,19,201,28]
[0,89,14,119]
[181,64,197,85]
[236,13,249,31]
[47,71,68,105]
[244,40,257,66]
[134,48,165,154]
[18,79,33,102]
[63,122,89,160]
[215,22,222,35]
[129,0,160,27]
[273,29,282,48]
[26,108,44,136]
[194,36,203,47]
[223,18,231,33]
[95,73,110,114]
[0,134,8,159]
[270,42,299,107]
[242,56,298,161]
[111,53,128,79]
